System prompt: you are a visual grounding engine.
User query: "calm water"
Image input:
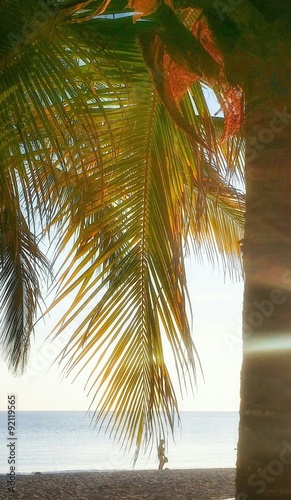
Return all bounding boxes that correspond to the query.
[0,411,238,473]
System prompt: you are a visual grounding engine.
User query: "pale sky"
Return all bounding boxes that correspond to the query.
[0,257,244,413]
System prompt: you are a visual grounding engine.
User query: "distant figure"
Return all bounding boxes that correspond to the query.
[158,439,168,470]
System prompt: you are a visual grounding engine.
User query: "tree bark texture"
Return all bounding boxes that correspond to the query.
[235,55,291,499]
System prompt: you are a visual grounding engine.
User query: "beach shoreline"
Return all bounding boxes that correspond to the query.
[0,468,236,499]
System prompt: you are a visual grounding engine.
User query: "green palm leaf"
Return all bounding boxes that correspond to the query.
[46,17,244,451]
[0,186,51,373]
[0,4,245,452]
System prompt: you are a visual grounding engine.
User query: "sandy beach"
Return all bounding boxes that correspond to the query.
[0,469,235,499]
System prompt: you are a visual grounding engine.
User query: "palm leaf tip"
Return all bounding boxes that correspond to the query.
[0,219,52,375]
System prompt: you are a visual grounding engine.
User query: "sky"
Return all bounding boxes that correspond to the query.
[0,256,244,413]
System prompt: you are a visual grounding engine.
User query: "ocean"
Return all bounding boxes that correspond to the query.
[0,411,238,474]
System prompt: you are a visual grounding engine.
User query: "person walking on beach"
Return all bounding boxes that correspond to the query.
[158,439,168,470]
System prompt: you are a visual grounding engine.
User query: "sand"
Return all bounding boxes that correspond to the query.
[0,469,235,499]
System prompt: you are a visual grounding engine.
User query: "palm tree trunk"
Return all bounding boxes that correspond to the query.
[236,79,291,498]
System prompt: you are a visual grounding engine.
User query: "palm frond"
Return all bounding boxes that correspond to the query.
[0,3,131,371]
[0,6,245,451]
[44,17,244,451]
[0,187,51,373]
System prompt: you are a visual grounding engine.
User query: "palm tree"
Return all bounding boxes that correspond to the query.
[1,0,243,448]
[6,1,291,498]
